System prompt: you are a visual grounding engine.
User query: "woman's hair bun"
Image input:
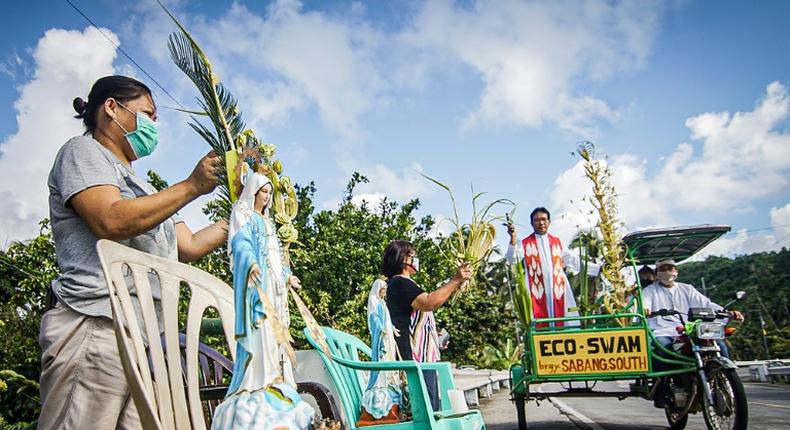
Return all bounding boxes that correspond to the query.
[72,97,88,116]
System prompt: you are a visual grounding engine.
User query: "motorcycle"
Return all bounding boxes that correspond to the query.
[648,291,748,430]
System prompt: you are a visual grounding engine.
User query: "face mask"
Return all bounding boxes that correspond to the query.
[113,101,159,159]
[656,270,677,286]
[405,256,419,273]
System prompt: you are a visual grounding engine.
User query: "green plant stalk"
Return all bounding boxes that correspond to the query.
[512,253,532,327]
[578,234,589,327]
[420,173,512,300]
[578,143,629,326]
[156,0,236,153]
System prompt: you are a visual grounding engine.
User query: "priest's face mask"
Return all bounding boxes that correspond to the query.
[531,212,551,235]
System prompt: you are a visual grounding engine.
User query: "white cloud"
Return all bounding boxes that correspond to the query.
[690,229,774,260]
[350,192,386,209]
[770,203,790,230]
[0,51,27,81]
[402,0,663,135]
[164,1,386,139]
[229,76,305,129]
[549,82,790,255]
[133,0,664,141]
[679,202,790,260]
[320,198,341,211]
[549,153,669,244]
[0,27,117,246]
[694,201,790,258]
[659,82,790,211]
[356,162,431,203]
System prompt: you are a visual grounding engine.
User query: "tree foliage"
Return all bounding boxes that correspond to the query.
[677,248,790,360]
[0,172,516,425]
[288,173,515,365]
[0,220,55,425]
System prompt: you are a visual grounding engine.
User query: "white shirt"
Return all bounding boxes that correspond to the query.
[642,281,722,337]
[505,237,601,277]
[506,233,583,325]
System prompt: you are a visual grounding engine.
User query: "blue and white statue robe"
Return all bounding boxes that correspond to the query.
[211,171,314,430]
[360,279,402,420]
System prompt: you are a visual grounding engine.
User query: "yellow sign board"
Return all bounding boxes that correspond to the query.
[532,329,649,376]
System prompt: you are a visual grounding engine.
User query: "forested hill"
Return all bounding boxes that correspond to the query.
[677,248,790,360]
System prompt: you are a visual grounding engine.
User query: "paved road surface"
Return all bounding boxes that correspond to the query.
[477,379,790,429]
[478,389,578,430]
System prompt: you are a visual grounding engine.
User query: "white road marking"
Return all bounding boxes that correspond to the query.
[534,383,606,430]
[749,401,790,410]
[549,397,606,430]
[744,383,790,391]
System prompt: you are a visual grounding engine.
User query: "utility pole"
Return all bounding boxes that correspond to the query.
[701,277,706,295]
[758,310,771,359]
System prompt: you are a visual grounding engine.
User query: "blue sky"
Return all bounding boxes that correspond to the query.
[1,0,789,259]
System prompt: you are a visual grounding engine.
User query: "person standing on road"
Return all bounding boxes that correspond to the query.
[39,75,228,429]
[381,239,471,411]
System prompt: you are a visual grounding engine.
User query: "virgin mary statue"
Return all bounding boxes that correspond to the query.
[211,169,314,429]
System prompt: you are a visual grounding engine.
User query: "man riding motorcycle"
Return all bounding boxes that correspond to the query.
[642,258,744,407]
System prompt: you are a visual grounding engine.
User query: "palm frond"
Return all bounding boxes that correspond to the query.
[160,3,240,154]
[188,121,222,154]
[479,198,515,222]
[421,173,514,301]
[419,173,459,225]
[158,1,302,263]
[161,105,208,116]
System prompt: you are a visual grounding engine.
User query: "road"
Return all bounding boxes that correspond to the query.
[478,378,790,429]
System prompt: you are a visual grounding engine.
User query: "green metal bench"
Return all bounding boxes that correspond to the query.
[303,326,485,430]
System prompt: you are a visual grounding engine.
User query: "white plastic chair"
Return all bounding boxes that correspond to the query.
[96,239,236,430]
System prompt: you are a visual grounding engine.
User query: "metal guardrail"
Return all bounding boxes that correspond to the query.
[768,366,790,376]
[746,361,790,383]
[735,359,790,367]
[452,368,510,406]
[766,366,790,384]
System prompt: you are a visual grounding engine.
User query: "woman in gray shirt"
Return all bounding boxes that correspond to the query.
[39,75,227,429]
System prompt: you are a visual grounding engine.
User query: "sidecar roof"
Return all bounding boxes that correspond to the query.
[622,225,731,265]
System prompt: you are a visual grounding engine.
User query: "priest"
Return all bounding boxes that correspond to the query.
[506,207,597,327]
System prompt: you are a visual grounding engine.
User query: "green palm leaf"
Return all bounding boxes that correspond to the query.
[158,0,246,217]
[421,174,514,301]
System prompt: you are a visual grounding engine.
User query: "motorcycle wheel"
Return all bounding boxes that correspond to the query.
[701,365,748,430]
[665,408,689,429]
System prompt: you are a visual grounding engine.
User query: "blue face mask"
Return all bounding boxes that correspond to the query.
[113,101,159,159]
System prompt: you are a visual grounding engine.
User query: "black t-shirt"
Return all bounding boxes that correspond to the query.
[386,276,425,360]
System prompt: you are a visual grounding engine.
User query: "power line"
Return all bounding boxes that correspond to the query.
[720,223,790,249]
[727,223,790,235]
[769,232,790,248]
[63,0,188,111]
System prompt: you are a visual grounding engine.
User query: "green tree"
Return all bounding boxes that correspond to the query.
[0,172,517,425]
[0,219,56,425]
[289,173,515,365]
[678,248,790,360]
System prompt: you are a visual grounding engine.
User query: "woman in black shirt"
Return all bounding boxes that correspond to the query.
[380,239,471,411]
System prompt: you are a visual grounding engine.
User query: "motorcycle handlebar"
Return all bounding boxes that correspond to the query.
[649,308,734,320]
[649,308,681,317]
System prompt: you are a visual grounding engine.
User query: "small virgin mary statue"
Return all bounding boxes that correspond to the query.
[211,168,314,429]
